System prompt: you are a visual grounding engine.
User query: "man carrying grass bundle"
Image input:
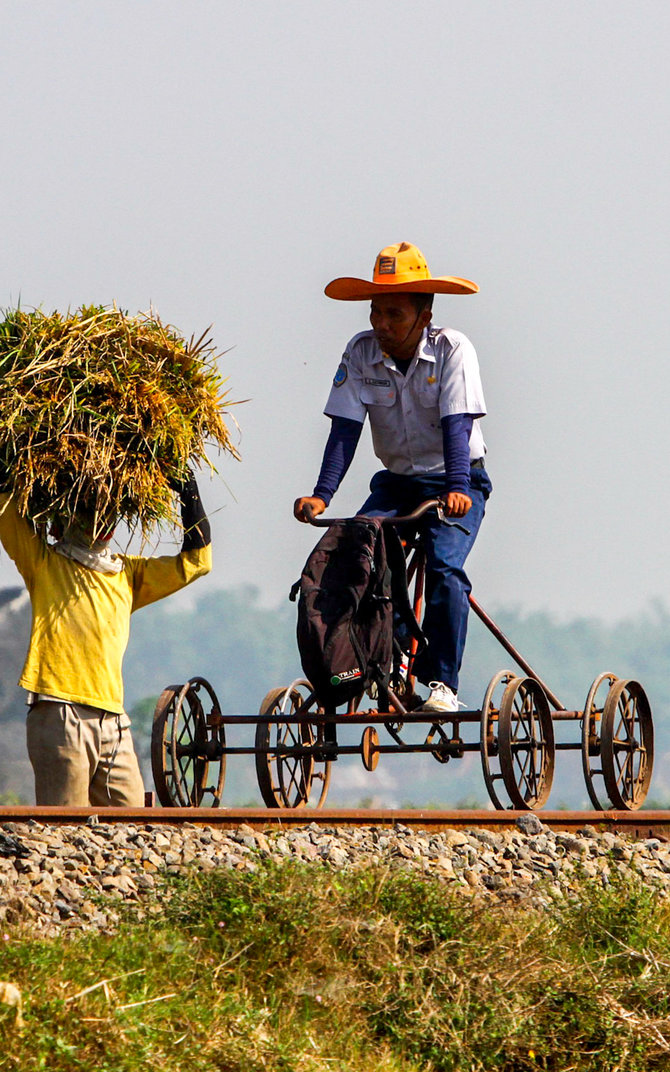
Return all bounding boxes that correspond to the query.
[0,305,236,807]
[0,474,211,806]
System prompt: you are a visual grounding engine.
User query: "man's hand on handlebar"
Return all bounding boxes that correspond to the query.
[440,491,472,518]
[297,497,471,531]
[294,496,327,523]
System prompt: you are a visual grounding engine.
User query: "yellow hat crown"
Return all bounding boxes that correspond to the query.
[373,243,431,285]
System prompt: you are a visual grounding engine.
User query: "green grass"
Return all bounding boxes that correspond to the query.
[0,861,669,1070]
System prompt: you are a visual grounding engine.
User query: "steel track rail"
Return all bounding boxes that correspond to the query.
[0,806,669,838]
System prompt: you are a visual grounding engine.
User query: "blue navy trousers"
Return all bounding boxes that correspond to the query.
[358,467,492,692]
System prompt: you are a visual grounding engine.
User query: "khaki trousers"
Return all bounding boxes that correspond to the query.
[26,701,145,807]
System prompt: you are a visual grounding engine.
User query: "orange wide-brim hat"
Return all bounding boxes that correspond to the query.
[324,242,479,301]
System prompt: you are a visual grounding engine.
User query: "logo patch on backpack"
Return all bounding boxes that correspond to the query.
[330,668,362,686]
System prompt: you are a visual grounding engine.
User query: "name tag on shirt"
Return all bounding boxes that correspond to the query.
[364,377,391,387]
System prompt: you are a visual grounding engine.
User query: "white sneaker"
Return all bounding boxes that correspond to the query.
[420,681,459,714]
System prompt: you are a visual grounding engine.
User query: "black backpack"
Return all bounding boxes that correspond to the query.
[291,518,424,709]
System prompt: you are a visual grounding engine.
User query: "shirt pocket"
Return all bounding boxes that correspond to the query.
[417,379,441,409]
[360,384,396,408]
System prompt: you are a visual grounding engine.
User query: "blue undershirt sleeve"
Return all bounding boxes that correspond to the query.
[442,414,474,494]
[313,416,364,506]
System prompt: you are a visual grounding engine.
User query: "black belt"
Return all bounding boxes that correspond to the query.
[471,458,485,469]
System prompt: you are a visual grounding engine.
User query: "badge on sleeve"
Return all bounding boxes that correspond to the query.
[333,362,348,388]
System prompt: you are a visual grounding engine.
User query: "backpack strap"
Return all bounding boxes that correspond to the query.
[289,578,301,602]
[345,518,396,697]
[383,525,427,652]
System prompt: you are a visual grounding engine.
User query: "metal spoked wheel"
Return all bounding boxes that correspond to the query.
[480,670,517,810]
[255,679,332,809]
[601,678,654,810]
[151,677,225,808]
[581,672,618,810]
[498,675,555,810]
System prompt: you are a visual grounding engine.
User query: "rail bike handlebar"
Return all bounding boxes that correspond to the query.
[303,498,470,533]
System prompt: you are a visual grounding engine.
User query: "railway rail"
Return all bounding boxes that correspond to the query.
[1,806,670,838]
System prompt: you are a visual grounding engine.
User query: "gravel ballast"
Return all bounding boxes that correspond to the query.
[0,815,666,936]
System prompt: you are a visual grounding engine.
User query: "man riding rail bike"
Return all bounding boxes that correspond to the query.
[294,241,492,714]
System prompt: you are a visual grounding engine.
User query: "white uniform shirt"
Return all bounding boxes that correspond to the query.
[324,326,487,476]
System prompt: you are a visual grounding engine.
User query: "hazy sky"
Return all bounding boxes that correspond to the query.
[1,0,669,623]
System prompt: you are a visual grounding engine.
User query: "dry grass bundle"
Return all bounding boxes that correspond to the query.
[0,305,239,539]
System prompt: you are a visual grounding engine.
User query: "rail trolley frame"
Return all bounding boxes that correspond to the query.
[151,501,653,813]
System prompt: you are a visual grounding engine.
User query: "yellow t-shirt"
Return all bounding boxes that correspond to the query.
[0,494,212,713]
